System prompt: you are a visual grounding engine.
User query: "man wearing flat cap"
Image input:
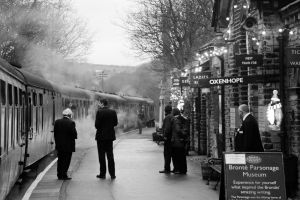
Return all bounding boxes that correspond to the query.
[54,108,77,180]
[235,104,264,152]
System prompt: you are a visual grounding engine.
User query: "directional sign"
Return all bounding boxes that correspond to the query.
[190,72,211,87]
[235,54,263,67]
[286,48,300,68]
[180,77,189,87]
[197,75,279,88]
[172,77,180,87]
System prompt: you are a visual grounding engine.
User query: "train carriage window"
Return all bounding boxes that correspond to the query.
[33,92,37,106]
[0,80,6,105]
[19,89,23,105]
[14,86,18,106]
[39,93,43,106]
[0,108,4,155]
[8,84,12,106]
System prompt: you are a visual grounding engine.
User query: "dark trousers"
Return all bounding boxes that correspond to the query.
[57,151,72,178]
[97,140,115,177]
[172,146,187,173]
[164,142,172,171]
[137,119,143,134]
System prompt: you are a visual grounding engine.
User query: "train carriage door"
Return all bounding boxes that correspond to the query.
[0,80,6,155]
[28,92,33,140]
[7,84,13,150]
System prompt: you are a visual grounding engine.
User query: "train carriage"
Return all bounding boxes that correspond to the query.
[56,85,93,120]
[17,69,57,167]
[0,59,26,200]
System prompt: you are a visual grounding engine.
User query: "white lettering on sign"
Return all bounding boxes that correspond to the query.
[245,56,254,60]
[193,75,209,79]
[290,61,300,65]
[242,61,257,65]
[291,49,300,54]
[209,77,244,85]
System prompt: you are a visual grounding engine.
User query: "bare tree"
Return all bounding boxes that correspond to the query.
[0,0,92,66]
[126,0,214,72]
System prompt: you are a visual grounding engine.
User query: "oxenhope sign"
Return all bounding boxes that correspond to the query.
[286,48,300,68]
[197,75,278,87]
[224,152,286,200]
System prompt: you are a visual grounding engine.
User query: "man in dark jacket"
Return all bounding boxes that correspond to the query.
[235,104,264,152]
[54,108,77,180]
[159,105,173,173]
[95,99,118,179]
[220,104,264,200]
[171,108,187,174]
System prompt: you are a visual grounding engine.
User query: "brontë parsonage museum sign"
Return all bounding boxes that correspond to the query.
[224,152,286,200]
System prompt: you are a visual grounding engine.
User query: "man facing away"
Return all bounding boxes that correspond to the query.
[54,108,77,180]
[95,99,118,179]
[159,105,173,174]
[235,104,264,152]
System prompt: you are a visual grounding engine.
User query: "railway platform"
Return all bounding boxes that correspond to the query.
[25,128,219,200]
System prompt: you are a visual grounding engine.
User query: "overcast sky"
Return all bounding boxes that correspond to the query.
[72,0,148,66]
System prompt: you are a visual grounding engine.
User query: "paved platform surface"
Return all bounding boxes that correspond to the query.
[27,128,219,200]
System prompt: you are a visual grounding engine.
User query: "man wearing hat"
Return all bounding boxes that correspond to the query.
[159,104,174,173]
[235,104,264,152]
[54,108,77,180]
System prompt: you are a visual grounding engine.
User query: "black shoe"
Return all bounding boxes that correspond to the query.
[96,174,105,179]
[174,171,187,175]
[159,170,171,173]
[111,176,116,179]
[58,176,72,180]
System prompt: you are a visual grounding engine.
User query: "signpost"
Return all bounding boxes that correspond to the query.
[180,77,189,87]
[172,77,180,87]
[235,54,263,67]
[190,72,211,87]
[224,152,286,200]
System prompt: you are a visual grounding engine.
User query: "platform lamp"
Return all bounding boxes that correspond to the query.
[213,32,226,154]
[277,27,289,154]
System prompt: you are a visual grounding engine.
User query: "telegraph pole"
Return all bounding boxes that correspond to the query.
[95,70,108,91]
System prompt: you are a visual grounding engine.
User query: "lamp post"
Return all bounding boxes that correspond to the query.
[158,80,166,129]
[277,29,289,154]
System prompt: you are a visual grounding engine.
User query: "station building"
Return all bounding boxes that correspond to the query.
[177,0,300,197]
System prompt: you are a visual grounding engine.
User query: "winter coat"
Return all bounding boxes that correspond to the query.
[54,117,77,152]
[95,106,118,141]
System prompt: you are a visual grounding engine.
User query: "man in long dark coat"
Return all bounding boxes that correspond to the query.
[159,105,173,173]
[95,99,118,179]
[235,104,264,152]
[54,108,77,180]
[220,104,264,200]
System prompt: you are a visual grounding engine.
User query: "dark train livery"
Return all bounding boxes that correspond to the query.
[0,58,154,200]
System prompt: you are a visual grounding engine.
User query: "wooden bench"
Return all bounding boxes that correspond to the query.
[207,158,222,190]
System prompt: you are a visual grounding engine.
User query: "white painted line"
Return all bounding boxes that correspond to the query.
[22,158,58,200]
